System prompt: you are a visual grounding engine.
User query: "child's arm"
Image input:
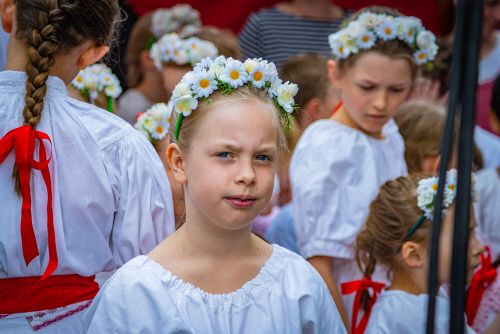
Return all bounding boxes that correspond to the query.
[309,255,350,330]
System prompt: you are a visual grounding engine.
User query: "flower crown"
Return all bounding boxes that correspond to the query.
[146,4,201,49]
[407,169,476,238]
[134,102,173,143]
[71,63,122,112]
[170,56,298,140]
[328,12,438,67]
[150,33,219,69]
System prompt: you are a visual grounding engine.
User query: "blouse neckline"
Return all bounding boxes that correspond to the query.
[0,70,68,97]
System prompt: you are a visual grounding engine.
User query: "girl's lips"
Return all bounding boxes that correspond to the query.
[225,196,257,209]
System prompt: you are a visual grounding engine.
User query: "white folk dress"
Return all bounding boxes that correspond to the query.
[290,119,407,319]
[0,71,175,332]
[476,168,500,259]
[84,244,347,334]
[365,289,477,333]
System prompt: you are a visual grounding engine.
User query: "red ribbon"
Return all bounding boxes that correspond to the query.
[466,246,497,326]
[341,277,386,334]
[0,125,57,280]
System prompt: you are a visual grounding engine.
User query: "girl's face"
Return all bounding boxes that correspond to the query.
[435,206,484,285]
[181,98,278,231]
[334,52,413,137]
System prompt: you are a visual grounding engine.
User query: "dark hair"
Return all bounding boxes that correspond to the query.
[13,0,121,189]
[492,74,500,119]
[420,38,452,97]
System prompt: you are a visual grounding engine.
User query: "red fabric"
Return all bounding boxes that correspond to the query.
[0,275,99,314]
[127,0,442,35]
[341,277,386,334]
[466,247,498,326]
[0,126,57,279]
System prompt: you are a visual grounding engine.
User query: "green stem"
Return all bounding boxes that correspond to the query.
[107,96,113,113]
[174,113,184,141]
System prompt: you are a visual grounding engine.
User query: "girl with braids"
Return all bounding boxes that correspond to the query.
[348,172,481,333]
[85,57,346,333]
[0,0,175,332]
[290,7,435,327]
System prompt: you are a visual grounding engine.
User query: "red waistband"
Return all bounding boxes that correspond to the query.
[0,274,99,314]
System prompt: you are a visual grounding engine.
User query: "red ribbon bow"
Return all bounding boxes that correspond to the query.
[466,246,497,326]
[341,277,386,334]
[0,125,57,280]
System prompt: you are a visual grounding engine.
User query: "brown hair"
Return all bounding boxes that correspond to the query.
[336,6,418,78]
[356,174,431,308]
[125,13,153,88]
[13,0,120,189]
[188,26,241,59]
[279,53,330,110]
[169,85,287,154]
[394,101,446,173]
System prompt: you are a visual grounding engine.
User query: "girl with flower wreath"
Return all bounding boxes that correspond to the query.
[0,0,175,332]
[290,6,438,327]
[353,171,481,333]
[84,56,347,333]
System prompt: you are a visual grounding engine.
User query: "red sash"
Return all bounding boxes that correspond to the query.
[341,277,385,334]
[0,275,99,314]
[0,126,57,279]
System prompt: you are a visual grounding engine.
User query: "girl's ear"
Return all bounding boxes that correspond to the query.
[1,0,15,33]
[139,50,156,70]
[401,241,425,268]
[327,59,343,91]
[167,143,187,185]
[76,42,110,70]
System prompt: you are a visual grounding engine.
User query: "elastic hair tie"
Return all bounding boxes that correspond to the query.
[406,215,426,239]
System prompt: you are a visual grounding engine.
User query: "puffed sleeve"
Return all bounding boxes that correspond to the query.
[238,12,264,60]
[102,131,175,265]
[290,121,373,260]
[84,257,184,333]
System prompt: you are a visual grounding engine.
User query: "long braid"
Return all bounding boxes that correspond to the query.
[13,0,65,192]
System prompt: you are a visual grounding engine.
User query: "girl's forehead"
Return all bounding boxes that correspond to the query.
[347,52,414,82]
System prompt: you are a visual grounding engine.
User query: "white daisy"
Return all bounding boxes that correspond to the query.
[248,62,267,88]
[172,82,193,99]
[375,21,397,41]
[151,120,169,141]
[72,73,86,90]
[276,82,298,113]
[191,70,217,98]
[220,59,247,88]
[416,30,436,51]
[194,57,214,71]
[356,31,376,49]
[174,95,198,116]
[104,84,122,98]
[148,103,170,122]
[413,50,430,65]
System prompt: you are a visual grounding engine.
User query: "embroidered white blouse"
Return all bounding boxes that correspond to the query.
[0,71,175,278]
[84,244,347,334]
[290,119,407,317]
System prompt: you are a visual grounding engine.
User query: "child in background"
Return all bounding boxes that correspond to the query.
[117,4,201,124]
[353,172,481,333]
[85,57,346,333]
[265,53,340,252]
[0,0,174,332]
[68,63,123,113]
[291,8,438,327]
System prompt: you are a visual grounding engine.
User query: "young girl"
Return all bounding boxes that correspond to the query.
[290,8,438,326]
[117,4,201,124]
[352,171,482,333]
[0,0,174,332]
[85,56,346,333]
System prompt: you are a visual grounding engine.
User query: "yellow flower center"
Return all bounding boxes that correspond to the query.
[167,116,171,123]
[253,71,263,81]
[362,36,370,43]
[432,184,438,191]
[76,76,83,83]
[384,28,392,35]
[156,125,164,133]
[199,79,210,89]
[449,184,455,191]
[191,43,197,49]
[230,70,240,80]
[338,46,344,53]
[418,53,426,60]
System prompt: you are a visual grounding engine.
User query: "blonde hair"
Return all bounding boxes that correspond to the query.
[169,86,287,154]
[395,101,447,173]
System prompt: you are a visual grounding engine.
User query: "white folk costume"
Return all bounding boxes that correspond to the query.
[84,245,347,333]
[476,168,500,259]
[0,71,175,332]
[364,289,476,334]
[290,119,407,319]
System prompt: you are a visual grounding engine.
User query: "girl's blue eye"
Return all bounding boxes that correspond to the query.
[256,155,271,161]
[216,152,231,159]
[360,85,375,91]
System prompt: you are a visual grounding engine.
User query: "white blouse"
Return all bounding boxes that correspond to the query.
[0,71,175,278]
[290,119,407,317]
[476,168,500,259]
[84,244,347,334]
[365,289,476,333]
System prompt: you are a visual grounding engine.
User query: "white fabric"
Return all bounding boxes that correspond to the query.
[116,88,154,125]
[290,119,407,318]
[475,126,500,169]
[476,168,500,259]
[84,244,347,334]
[365,289,476,334]
[479,31,500,84]
[0,70,175,279]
